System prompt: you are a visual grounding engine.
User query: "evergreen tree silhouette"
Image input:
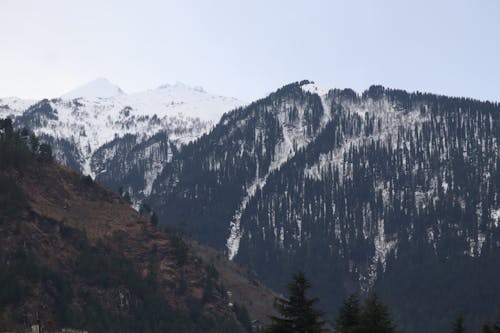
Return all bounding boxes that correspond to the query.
[450,314,467,333]
[267,271,325,333]
[336,293,361,333]
[357,293,396,333]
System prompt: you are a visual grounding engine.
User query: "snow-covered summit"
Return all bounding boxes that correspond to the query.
[1,80,244,178]
[61,78,125,99]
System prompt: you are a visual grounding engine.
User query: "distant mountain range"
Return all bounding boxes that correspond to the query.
[0,78,243,202]
[2,79,499,333]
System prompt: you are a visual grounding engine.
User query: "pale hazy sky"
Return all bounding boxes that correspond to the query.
[1,0,499,102]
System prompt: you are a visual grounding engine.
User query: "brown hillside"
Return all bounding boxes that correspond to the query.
[189,240,279,325]
[0,160,243,332]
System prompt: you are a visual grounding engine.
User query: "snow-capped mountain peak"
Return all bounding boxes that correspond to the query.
[2,80,244,184]
[61,78,125,99]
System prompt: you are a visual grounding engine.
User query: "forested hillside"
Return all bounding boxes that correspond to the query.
[150,82,500,332]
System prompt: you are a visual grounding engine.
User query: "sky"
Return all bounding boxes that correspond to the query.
[0,0,499,102]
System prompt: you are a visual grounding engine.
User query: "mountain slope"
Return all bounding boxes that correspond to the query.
[153,81,327,250]
[0,129,266,333]
[3,80,499,331]
[150,81,500,333]
[0,80,244,203]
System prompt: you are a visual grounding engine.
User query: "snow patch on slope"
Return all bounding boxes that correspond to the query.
[0,97,36,118]
[301,82,331,97]
[227,171,264,260]
[3,80,244,179]
[305,99,429,181]
[492,208,500,227]
[227,84,332,260]
[143,140,173,196]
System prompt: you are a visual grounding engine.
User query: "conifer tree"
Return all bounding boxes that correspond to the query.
[357,293,396,333]
[450,314,466,333]
[139,203,152,216]
[0,118,13,137]
[267,271,325,333]
[482,320,500,333]
[336,293,361,333]
[38,143,53,161]
[150,212,159,226]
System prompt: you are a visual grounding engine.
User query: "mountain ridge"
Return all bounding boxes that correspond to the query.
[2,80,499,332]
[149,80,500,333]
[0,81,244,203]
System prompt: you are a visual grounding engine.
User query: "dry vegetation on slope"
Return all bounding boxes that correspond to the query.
[0,157,254,332]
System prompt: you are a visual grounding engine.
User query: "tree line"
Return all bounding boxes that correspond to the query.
[266,271,500,333]
[0,118,53,220]
[0,117,53,169]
